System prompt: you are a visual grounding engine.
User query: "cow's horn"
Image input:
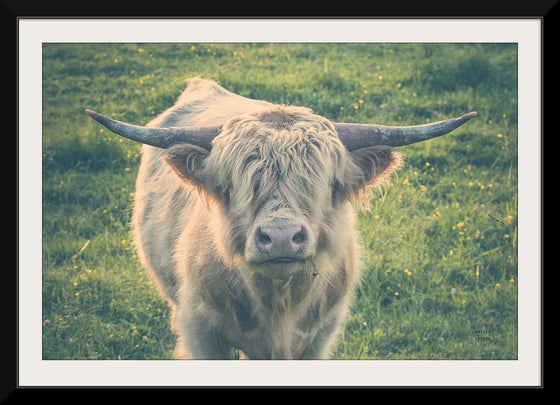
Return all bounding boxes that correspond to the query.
[335,112,477,150]
[85,109,221,149]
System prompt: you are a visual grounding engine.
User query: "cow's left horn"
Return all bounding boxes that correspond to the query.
[335,112,477,150]
[85,109,221,149]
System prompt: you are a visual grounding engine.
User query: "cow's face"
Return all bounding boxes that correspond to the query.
[164,106,402,279]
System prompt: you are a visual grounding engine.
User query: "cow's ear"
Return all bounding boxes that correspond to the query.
[335,146,402,208]
[349,146,403,189]
[163,144,210,187]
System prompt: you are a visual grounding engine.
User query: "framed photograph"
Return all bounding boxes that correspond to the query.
[18,17,542,388]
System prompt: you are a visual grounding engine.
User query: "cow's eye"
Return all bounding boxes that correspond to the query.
[331,179,349,206]
[222,187,231,207]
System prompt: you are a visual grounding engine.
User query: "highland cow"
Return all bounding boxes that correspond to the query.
[86,78,475,359]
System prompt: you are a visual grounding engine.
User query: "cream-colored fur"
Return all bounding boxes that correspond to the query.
[132,78,401,359]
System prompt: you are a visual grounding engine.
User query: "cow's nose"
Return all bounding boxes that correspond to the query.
[254,222,310,260]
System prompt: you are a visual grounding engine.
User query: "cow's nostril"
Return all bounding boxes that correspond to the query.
[291,227,307,245]
[256,226,272,247]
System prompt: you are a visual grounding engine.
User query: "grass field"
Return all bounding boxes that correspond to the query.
[42,43,518,360]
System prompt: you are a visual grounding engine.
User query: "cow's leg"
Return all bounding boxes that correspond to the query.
[298,316,342,360]
[172,308,233,360]
[174,334,233,360]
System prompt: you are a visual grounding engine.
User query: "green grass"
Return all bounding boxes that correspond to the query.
[42,43,518,360]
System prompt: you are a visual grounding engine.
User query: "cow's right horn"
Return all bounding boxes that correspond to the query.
[85,109,221,149]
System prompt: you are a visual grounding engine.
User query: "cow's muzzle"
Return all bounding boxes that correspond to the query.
[246,219,316,267]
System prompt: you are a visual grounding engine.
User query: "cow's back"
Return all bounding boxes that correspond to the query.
[132,79,271,304]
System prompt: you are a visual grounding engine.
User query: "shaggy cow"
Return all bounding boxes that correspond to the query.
[86,78,475,359]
